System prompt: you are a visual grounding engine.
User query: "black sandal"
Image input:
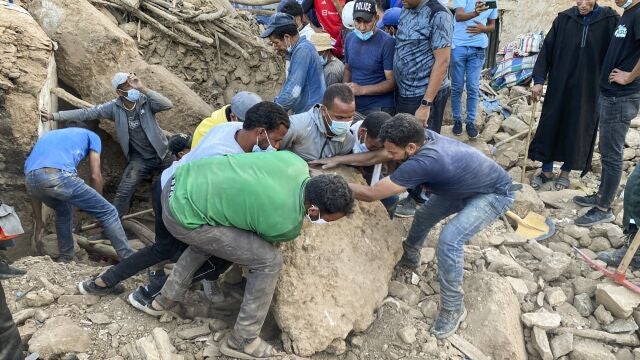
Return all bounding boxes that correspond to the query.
[531,172,554,190]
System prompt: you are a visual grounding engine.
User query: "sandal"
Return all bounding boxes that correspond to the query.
[531,172,554,190]
[554,176,570,191]
[221,334,281,359]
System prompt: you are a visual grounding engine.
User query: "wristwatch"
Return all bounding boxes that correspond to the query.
[420,99,433,107]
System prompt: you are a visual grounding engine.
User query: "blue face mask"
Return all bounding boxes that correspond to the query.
[329,120,351,136]
[252,130,276,153]
[621,0,633,8]
[354,28,374,41]
[353,132,369,153]
[285,38,293,53]
[124,89,141,102]
[320,55,328,66]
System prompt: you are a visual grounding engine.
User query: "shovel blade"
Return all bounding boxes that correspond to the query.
[514,213,555,241]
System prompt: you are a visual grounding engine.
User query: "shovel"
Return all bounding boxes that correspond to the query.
[573,231,640,294]
[504,210,556,241]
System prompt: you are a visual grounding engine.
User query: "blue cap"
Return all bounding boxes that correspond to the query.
[382,8,401,27]
[260,13,295,38]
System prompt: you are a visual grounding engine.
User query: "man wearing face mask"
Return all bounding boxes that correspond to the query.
[349,114,515,339]
[281,83,357,161]
[280,0,316,39]
[146,152,353,359]
[41,72,173,218]
[262,13,326,115]
[344,0,396,116]
[310,33,345,86]
[78,102,290,305]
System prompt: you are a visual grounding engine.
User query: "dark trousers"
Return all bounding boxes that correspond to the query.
[100,179,232,287]
[113,153,169,217]
[396,85,451,134]
[0,282,23,360]
[597,94,640,209]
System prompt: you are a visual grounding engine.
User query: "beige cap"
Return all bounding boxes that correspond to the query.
[309,33,334,52]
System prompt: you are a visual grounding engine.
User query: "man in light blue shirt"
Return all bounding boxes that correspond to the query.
[451,1,497,138]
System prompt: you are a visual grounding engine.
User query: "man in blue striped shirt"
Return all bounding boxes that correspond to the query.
[394,0,453,134]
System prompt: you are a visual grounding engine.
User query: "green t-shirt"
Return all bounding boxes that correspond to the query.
[168,151,310,243]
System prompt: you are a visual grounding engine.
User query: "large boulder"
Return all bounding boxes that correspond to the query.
[28,316,91,357]
[460,272,527,360]
[273,167,404,356]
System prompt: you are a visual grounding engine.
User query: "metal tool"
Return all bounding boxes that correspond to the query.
[573,231,640,294]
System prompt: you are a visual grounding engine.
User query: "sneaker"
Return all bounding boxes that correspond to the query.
[575,207,615,227]
[596,245,640,268]
[396,242,421,269]
[0,260,26,280]
[430,307,468,339]
[54,255,75,263]
[573,193,600,207]
[394,197,417,218]
[452,121,463,136]
[465,123,478,138]
[78,278,125,296]
[128,287,154,312]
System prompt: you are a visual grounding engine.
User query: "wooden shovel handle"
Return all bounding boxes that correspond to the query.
[617,231,640,274]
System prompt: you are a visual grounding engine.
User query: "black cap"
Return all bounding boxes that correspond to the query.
[353,0,376,22]
[260,13,296,38]
[168,133,192,156]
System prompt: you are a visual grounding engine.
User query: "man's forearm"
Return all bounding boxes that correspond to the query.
[455,9,479,21]
[349,183,377,202]
[90,177,104,195]
[423,56,450,102]
[333,150,390,167]
[360,79,396,96]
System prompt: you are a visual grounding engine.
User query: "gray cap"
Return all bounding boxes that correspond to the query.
[230,91,262,121]
[111,72,129,91]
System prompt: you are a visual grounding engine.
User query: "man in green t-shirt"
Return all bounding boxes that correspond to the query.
[147,151,353,359]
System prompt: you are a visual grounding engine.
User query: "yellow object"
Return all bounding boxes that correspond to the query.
[505,210,551,240]
[191,105,230,148]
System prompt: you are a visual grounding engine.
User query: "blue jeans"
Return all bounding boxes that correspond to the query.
[403,191,513,310]
[25,169,133,259]
[113,153,168,217]
[598,94,640,209]
[396,85,451,134]
[451,46,485,124]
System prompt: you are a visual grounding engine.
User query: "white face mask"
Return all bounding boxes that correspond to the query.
[621,0,633,8]
[306,206,328,224]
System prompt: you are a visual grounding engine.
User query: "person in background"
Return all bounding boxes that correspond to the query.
[24,128,134,262]
[344,0,396,115]
[315,0,346,56]
[394,0,454,133]
[574,0,640,227]
[379,7,401,36]
[280,0,316,39]
[310,33,345,86]
[262,13,326,114]
[40,73,173,218]
[528,1,619,191]
[168,133,193,160]
[191,91,262,148]
[450,0,498,138]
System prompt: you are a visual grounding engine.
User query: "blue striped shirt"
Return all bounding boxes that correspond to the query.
[394,0,454,97]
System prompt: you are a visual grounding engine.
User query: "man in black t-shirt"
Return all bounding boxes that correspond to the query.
[575,0,640,227]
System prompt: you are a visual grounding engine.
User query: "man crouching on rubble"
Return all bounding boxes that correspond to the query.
[144,151,353,359]
[348,114,515,339]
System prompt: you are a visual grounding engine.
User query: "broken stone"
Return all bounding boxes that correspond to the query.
[626,129,640,148]
[502,232,528,246]
[570,339,615,360]
[203,342,220,358]
[208,319,228,332]
[548,242,572,255]
[589,237,611,253]
[556,302,591,328]
[486,250,531,278]
[532,326,553,360]
[595,283,640,319]
[421,247,435,264]
[350,335,364,348]
[545,287,567,307]
[502,115,528,135]
[633,348,640,360]
[34,309,49,323]
[594,305,615,325]
[512,184,546,218]
[601,317,639,334]
[524,240,554,261]
[19,319,39,344]
[564,225,590,240]
[87,313,110,325]
[573,278,598,297]
[177,326,210,340]
[24,289,55,308]
[573,293,594,317]
[28,317,90,356]
[461,273,527,360]
[540,253,572,282]
[12,308,36,326]
[57,295,100,306]
[419,299,439,318]
[326,338,347,355]
[506,276,529,302]
[521,312,562,330]
[550,332,573,359]
[616,348,634,360]
[396,326,417,344]
[539,190,586,211]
